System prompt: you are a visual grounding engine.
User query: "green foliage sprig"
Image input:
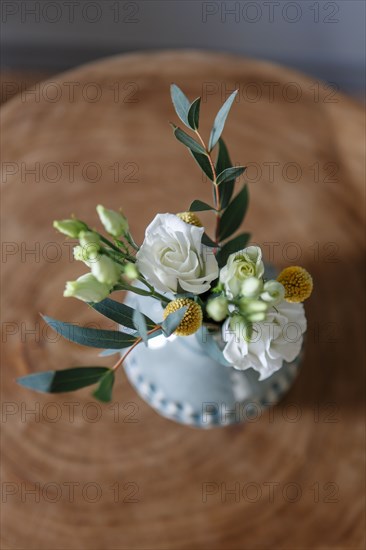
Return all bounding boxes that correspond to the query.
[170,84,250,259]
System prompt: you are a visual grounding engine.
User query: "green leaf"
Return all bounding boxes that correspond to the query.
[215,138,235,209]
[189,200,216,212]
[17,367,109,393]
[132,308,148,345]
[187,97,201,130]
[92,298,155,330]
[171,125,206,155]
[161,306,188,337]
[219,185,249,242]
[93,370,115,403]
[208,90,238,151]
[189,150,214,181]
[217,166,245,186]
[202,233,218,248]
[42,315,137,349]
[170,84,190,127]
[216,233,251,267]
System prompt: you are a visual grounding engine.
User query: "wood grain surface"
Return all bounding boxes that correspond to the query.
[1,51,365,550]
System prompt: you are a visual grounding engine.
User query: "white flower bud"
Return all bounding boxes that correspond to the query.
[64,273,111,303]
[206,296,228,322]
[96,205,128,237]
[261,280,285,306]
[124,262,139,281]
[241,276,263,298]
[90,255,121,286]
[53,219,87,238]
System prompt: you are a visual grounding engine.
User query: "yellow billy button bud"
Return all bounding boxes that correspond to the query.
[277,266,313,303]
[53,219,87,238]
[176,212,203,227]
[163,298,203,336]
[96,205,129,238]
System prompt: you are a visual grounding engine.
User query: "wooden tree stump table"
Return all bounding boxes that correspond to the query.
[1,51,364,550]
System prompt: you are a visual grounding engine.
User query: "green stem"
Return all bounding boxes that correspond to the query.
[194,130,221,245]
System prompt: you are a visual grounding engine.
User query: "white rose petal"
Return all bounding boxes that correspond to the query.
[136,213,218,295]
[222,300,307,380]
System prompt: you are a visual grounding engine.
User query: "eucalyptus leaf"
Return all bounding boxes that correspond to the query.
[189,150,214,181]
[216,138,235,208]
[208,90,238,151]
[132,308,148,345]
[187,97,201,130]
[93,370,115,403]
[42,315,138,349]
[216,232,251,267]
[161,306,188,337]
[17,367,109,393]
[170,84,190,127]
[202,233,218,248]
[217,166,245,186]
[172,125,206,155]
[189,200,216,212]
[92,298,155,330]
[219,185,249,242]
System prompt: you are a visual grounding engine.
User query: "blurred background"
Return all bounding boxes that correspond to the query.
[1,0,365,102]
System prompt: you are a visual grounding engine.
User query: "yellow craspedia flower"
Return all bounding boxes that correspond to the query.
[163,298,203,336]
[176,212,202,227]
[277,266,313,303]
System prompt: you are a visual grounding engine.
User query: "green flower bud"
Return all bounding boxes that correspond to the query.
[91,255,121,286]
[64,273,111,303]
[261,280,285,306]
[79,231,100,248]
[241,276,263,298]
[53,219,87,238]
[79,231,101,261]
[244,300,268,313]
[73,245,91,267]
[246,311,267,323]
[206,296,228,322]
[96,205,128,238]
[124,262,139,281]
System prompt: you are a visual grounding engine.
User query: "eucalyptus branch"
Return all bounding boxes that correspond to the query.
[194,130,221,245]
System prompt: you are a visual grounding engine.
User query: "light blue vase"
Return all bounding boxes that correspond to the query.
[123,290,303,429]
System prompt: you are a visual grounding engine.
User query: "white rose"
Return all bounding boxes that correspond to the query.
[219,246,264,298]
[136,213,218,294]
[222,300,307,380]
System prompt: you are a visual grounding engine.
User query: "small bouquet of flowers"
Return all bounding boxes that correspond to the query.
[18,85,313,404]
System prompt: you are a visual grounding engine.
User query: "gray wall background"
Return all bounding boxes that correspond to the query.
[1,0,365,94]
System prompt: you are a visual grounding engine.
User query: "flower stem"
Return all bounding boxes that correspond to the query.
[112,326,162,372]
